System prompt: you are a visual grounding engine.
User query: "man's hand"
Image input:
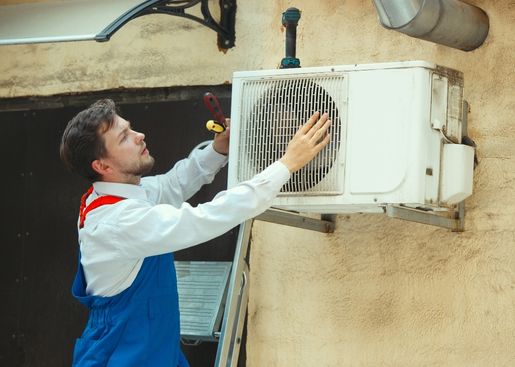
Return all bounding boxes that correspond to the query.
[279,112,331,173]
[212,118,230,155]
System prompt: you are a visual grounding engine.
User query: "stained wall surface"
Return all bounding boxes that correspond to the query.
[1,0,514,366]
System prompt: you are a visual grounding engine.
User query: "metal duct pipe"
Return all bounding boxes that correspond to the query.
[372,0,489,51]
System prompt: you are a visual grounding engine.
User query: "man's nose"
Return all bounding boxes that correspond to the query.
[135,131,145,142]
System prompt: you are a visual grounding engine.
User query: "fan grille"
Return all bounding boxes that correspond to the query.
[237,74,347,195]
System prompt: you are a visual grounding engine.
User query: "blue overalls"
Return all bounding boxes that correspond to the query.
[71,190,190,366]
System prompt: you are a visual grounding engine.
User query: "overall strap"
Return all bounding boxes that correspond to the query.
[79,186,125,228]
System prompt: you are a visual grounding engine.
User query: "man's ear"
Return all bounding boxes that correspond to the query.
[91,159,110,176]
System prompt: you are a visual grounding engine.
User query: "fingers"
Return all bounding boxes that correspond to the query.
[215,125,230,137]
[315,130,331,152]
[305,112,329,139]
[214,119,230,136]
[311,117,331,144]
[281,112,332,172]
[299,112,320,134]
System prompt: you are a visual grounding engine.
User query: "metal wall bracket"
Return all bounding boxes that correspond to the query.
[102,0,237,49]
[386,203,465,232]
[256,208,336,233]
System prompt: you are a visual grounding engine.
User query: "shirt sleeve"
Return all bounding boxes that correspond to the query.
[143,143,227,206]
[108,161,290,259]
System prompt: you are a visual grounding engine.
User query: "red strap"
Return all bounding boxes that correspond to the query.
[79,186,125,228]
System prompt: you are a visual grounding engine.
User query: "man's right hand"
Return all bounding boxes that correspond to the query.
[279,112,331,173]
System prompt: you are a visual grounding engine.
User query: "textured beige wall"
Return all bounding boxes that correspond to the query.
[248,1,515,366]
[1,0,515,366]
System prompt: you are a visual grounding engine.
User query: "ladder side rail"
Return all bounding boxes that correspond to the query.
[227,264,250,366]
[215,219,253,367]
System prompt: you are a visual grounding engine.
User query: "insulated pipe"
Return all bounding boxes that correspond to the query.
[372,0,489,51]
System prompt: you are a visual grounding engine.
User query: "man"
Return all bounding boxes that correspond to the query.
[60,98,331,366]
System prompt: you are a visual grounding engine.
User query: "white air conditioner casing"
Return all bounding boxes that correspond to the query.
[228,61,474,213]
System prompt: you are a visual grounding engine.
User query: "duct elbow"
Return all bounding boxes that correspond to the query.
[372,0,489,51]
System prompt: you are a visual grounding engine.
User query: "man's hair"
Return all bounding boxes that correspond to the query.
[60,99,118,182]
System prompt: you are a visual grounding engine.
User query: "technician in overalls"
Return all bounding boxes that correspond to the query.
[60,98,331,366]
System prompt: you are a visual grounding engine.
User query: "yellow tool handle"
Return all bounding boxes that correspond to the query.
[206,120,226,133]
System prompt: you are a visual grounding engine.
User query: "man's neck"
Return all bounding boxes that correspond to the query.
[100,174,141,186]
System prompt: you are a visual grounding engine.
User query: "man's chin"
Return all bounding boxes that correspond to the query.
[141,156,155,176]
[135,156,155,176]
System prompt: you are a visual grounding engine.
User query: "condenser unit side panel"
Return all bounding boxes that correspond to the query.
[367,68,433,205]
[346,68,417,196]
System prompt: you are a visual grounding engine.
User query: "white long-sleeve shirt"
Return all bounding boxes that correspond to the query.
[78,143,290,297]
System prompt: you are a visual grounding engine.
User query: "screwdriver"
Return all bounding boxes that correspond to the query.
[203,92,227,133]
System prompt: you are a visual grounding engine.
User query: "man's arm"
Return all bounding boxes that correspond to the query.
[105,112,331,259]
[145,118,231,206]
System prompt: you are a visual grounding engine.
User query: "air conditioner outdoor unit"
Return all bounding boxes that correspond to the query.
[228,60,474,214]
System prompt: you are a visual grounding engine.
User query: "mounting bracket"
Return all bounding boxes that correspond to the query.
[97,0,237,49]
[386,202,465,232]
[256,209,335,233]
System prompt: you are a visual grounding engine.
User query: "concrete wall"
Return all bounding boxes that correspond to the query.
[2,0,514,366]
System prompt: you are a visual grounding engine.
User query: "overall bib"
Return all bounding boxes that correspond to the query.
[71,189,189,366]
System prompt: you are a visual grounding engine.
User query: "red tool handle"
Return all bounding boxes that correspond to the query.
[203,92,226,126]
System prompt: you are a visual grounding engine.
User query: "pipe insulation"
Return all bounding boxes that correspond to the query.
[372,0,489,51]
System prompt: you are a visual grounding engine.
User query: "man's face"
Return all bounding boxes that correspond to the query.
[100,115,155,183]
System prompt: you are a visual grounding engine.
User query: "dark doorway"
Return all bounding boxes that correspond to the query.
[0,85,246,367]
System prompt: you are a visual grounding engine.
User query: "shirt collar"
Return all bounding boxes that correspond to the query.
[92,181,148,201]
